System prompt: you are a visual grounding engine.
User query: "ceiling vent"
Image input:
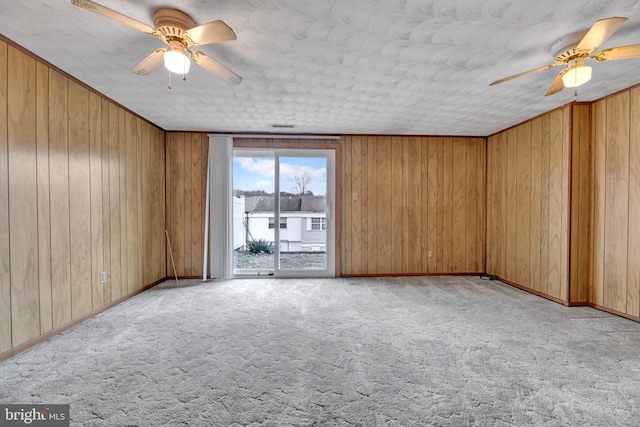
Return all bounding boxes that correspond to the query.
[271,124,295,129]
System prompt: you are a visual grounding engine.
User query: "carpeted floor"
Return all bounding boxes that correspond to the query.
[2,276,640,426]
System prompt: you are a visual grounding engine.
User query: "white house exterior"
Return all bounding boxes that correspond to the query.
[233,195,327,252]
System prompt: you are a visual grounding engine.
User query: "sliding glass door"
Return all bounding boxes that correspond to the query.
[232,149,335,277]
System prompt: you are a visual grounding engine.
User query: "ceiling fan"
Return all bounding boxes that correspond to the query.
[490,17,640,96]
[70,0,242,85]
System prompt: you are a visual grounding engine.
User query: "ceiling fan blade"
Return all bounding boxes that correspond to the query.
[594,44,640,61]
[130,49,166,76]
[190,50,242,85]
[544,69,569,96]
[576,16,628,53]
[184,20,237,46]
[490,63,558,86]
[70,0,155,34]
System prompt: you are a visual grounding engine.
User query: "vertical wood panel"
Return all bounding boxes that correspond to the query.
[407,137,422,273]
[152,127,167,281]
[89,92,104,310]
[436,138,445,271]
[391,137,404,273]
[476,138,486,272]
[0,41,9,352]
[505,129,517,282]
[603,93,629,313]
[529,117,542,292]
[138,120,148,285]
[190,134,204,277]
[377,137,393,273]
[577,105,591,303]
[516,123,531,287]
[125,113,139,293]
[168,133,185,277]
[136,118,144,289]
[560,107,570,301]
[143,121,154,285]
[628,88,640,317]
[366,136,378,275]
[108,102,122,301]
[451,138,467,272]
[466,139,478,271]
[101,99,111,304]
[49,70,71,328]
[182,133,193,276]
[401,138,409,273]
[539,114,551,296]
[486,136,498,274]
[547,110,564,299]
[500,132,509,277]
[442,138,453,272]
[68,80,92,319]
[425,138,437,272]
[118,109,127,297]
[591,100,606,306]
[569,104,591,303]
[36,62,52,333]
[360,137,369,273]
[8,47,40,346]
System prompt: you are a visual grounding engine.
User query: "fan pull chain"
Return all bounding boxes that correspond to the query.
[168,71,172,90]
[573,89,578,102]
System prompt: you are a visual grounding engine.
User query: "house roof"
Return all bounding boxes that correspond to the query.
[2,1,640,136]
[245,196,325,213]
[301,196,327,213]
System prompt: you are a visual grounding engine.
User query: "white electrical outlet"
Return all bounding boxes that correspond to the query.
[100,271,107,283]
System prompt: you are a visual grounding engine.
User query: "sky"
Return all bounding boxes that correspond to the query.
[233,155,327,196]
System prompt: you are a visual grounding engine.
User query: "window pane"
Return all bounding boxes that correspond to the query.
[233,152,275,273]
[279,156,327,270]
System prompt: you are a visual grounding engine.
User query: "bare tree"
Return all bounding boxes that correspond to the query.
[292,172,312,195]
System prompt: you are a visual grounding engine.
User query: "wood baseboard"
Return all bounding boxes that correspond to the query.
[0,278,167,363]
[497,278,640,323]
[341,272,484,278]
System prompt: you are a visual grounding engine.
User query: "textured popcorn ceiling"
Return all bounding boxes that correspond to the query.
[2,0,640,136]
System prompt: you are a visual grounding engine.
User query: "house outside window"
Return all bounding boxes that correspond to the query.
[269,217,287,229]
[311,217,326,230]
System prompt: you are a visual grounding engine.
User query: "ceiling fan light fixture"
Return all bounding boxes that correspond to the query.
[164,48,191,75]
[562,59,592,88]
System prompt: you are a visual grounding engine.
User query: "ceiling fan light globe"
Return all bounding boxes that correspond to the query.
[562,64,592,88]
[164,49,191,74]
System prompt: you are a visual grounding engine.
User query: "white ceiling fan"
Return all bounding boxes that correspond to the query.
[70,0,242,85]
[490,17,640,96]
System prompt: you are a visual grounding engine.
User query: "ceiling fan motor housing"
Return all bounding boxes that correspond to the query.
[153,8,196,41]
[551,30,590,63]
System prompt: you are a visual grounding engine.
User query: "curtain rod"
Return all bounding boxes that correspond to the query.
[208,133,340,140]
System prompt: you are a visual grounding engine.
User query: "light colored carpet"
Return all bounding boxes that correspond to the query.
[1,276,640,426]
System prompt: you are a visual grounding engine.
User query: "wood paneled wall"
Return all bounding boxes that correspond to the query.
[569,104,591,303]
[341,136,486,275]
[486,107,572,302]
[165,132,209,278]
[592,88,640,319]
[0,41,166,357]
